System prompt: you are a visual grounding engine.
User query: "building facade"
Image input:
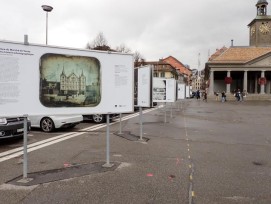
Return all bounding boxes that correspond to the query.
[60,68,86,95]
[144,61,182,81]
[191,74,205,91]
[162,56,192,84]
[205,0,271,99]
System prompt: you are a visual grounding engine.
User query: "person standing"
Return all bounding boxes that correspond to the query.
[196,90,200,100]
[237,89,241,101]
[234,90,238,101]
[242,90,247,101]
[215,91,219,101]
[221,91,226,102]
[203,91,207,102]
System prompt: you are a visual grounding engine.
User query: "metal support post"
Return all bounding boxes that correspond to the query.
[139,107,143,141]
[103,114,114,168]
[170,103,173,118]
[119,113,122,134]
[23,115,28,179]
[164,103,167,123]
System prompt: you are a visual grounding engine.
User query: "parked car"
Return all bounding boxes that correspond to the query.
[29,115,83,132]
[83,114,118,123]
[0,117,31,139]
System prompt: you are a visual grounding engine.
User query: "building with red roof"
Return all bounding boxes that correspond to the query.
[205,0,271,99]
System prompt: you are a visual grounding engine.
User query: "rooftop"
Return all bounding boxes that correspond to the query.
[208,46,271,64]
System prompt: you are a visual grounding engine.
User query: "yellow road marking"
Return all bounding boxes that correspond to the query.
[192,191,195,197]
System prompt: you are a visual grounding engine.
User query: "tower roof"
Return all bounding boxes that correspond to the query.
[256,0,268,6]
[253,0,269,19]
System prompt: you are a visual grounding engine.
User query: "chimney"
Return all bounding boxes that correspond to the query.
[24,35,29,45]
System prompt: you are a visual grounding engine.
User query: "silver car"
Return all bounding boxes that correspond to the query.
[29,115,83,132]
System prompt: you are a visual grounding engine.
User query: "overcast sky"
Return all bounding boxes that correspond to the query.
[0,0,259,69]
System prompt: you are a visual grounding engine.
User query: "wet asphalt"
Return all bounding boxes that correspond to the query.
[0,99,270,204]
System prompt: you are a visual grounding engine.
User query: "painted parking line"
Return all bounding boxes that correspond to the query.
[0,106,162,163]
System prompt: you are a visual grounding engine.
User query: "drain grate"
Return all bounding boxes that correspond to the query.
[114,131,149,142]
[197,111,213,113]
[6,162,120,186]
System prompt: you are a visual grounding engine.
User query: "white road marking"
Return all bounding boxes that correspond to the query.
[0,107,161,163]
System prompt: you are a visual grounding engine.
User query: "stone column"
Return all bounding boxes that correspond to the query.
[243,70,248,92]
[226,71,231,94]
[260,70,265,94]
[266,80,271,94]
[208,70,214,96]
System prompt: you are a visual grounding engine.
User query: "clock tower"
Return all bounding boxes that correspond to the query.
[248,0,271,47]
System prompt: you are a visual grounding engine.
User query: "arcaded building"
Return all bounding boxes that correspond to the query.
[205,0,271,98]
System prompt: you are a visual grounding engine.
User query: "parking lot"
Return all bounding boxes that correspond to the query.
[0,99,271,204]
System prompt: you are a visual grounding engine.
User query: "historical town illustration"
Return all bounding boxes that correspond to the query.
[40,54,101,107]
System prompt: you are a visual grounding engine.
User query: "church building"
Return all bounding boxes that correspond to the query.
[205,0,271,99]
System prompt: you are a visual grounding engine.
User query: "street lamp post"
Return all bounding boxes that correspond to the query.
[41,5,53,45]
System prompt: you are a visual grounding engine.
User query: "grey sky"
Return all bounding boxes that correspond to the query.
[0,0,259,69]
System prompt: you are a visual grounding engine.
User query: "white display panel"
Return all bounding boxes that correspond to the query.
[137,66,152,107]
[0,41,134,116]
[153,78,176,102]
[185,85,191,98]
[177,83,186,99]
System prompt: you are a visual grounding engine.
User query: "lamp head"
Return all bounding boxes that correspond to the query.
[42,5,53,12]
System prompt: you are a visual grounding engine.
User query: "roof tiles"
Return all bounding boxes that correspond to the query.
[209,47,271,63]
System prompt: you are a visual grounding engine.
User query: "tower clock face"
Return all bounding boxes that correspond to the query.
[251,26,256,36]
[259,22,271,34]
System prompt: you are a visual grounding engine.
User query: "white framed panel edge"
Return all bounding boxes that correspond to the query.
[0,40,134,116]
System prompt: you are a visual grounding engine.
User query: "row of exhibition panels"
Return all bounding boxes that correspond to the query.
[0,40,191,117]
[134,66,191,107]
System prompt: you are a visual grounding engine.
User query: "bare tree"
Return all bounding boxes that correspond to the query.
[115,44,131,53]
[86,32,113,51]
[134,51,142,62]
[134,51,145,67]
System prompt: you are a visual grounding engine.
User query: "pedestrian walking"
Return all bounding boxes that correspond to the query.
[196,90,200,100]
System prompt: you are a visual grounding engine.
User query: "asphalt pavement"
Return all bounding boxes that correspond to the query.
[0,99,271,204]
